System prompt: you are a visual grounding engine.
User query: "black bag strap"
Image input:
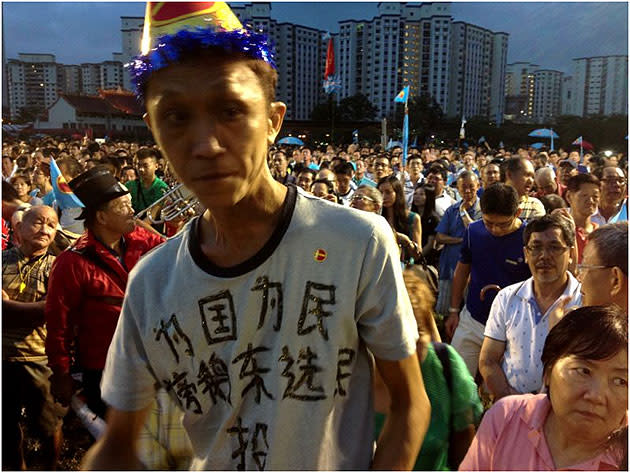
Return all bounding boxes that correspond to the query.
[71,246,126,295]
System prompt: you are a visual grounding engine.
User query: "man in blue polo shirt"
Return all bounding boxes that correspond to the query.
[445,183,531,377]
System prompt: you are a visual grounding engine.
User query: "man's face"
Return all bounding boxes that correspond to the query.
[600,167,626,205]
[272,152,288,176]
[524,227,571,285]
[336,173,352,195]
[373,158,391,180]
[463,153,475,169]
[312,182,335,202]
[482,164,501,188]
[566,183,600,218]
[457,176,479,206]
[578,242,621,306]
[32,167,49,189]
[535,174,557,196]
[407,158,423,180]
[138,157,158,182]
[99,194,136,235]
[509,160,535,197]
[482,213,517,237]
[302,149,311,164]
[144,58,285,208]
[19,206,58,255]
[426,171,444,194]
[121,168,137,184]
[568,151,580,163]
[355,159,366,177]
[2,157,13,177]
[296,171,313,192]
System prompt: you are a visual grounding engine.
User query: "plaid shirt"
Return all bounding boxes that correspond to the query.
[2,247,56,361]
[519,195,546,221]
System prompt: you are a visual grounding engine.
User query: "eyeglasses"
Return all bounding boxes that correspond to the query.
[576,263,614,274]
[351,195,375,204]
[602,177,627,186]
[525,244,569,257]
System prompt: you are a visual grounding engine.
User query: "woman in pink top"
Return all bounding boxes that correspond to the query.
[460,305,627,471]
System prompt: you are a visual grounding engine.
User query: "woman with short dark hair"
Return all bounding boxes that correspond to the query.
[461,305,627,470]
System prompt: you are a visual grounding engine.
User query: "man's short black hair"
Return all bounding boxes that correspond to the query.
[480,183,520,216]
[297,168,316,178]
[311,178,335,194]
[505,157,526,177]
[333,162,354,177]
[135,147,159,162]
[426,164,447,182]
[523,213,576,248]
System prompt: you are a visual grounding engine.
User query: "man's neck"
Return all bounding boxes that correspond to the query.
[571,210,591,230]
[141,175,155,189]
[599,199,621,220]
[20,244,47,259]
[92,226,125,254]
[198,176,287,268]
[533,273,569,311]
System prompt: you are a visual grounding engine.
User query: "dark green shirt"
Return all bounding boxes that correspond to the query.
[126,177,169,213]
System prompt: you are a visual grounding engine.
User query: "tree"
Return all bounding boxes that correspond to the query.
[390,93,444,143]
[310,100,339,122]
[337,93,378,122]
[15,106,41,124]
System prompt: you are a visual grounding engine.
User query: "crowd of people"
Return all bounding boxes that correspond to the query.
[2,0,628,470]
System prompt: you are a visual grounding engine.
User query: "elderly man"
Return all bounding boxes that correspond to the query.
[45,167,164,421]
[479,214,581,400]
[2,206,65,470]
[579,222,627,312]
[504,157,545,221]
[533,167,561,198]
[83,3,429,470]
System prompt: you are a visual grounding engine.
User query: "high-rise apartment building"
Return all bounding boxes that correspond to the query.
[504,62,538,120]
[337,3,507,121]
[447,22,507,121]
[560,75,573,116]
[6,53,60,120]
[231,3,326,120]
[532,69,563,123]
[570,55,628,117]
[118,16,144,91]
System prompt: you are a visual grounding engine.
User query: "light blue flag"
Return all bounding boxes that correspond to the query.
[394,86,410,103]
[352,129,359,144]
[49,157,84,210]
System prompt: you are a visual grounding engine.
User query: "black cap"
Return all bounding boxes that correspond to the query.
[69,166,130,220]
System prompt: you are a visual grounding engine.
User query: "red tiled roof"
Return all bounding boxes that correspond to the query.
[100,89,145,116]
[59,91,144,117]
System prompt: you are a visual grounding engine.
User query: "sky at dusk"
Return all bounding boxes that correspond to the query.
[2,2,628,74]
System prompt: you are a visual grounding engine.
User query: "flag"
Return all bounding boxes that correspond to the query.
[394,86,410,103]
[411,136,418,148]
[459,116,467,139]
[478,136,486,144]
[572,136,583,145]
[352,129,359,144]
[324,34,335,79]
[322,34,341,94]
[499,141,505,149]
[49,157,84,210]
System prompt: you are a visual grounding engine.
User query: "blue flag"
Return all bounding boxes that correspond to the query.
[394,86,410,103]
[352,129,359,144]
[49,157,84,210]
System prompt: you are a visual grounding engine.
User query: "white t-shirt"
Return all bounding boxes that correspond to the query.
[101,185,418,470]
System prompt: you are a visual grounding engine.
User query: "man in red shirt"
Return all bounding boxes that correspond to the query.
[45,166,165,418]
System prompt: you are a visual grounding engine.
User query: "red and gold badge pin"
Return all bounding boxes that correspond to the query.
[314,248,327,262]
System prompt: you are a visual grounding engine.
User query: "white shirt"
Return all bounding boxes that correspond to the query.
[484,273,582,394]
[434,191,456,219]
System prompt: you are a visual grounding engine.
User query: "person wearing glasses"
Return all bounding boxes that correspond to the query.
[445,183,531,378]
[426,165,456,219]
[578,222,627,313]
[349,185,383,214]
[479,214,581,401]
[592,166,627,225]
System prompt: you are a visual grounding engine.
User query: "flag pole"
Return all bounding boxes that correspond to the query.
[402,96,409,167]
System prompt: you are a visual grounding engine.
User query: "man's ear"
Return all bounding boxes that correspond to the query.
[514,207,522,219]
[143,113,152,132]
[610,267,626,297]
[267,102,287,146]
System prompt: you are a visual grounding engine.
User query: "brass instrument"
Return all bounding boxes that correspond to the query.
[134,183,202,225]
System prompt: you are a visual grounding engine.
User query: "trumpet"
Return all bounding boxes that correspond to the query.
[134,183,202,225]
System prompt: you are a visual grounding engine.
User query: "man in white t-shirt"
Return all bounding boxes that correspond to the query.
[82,2,429,470]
